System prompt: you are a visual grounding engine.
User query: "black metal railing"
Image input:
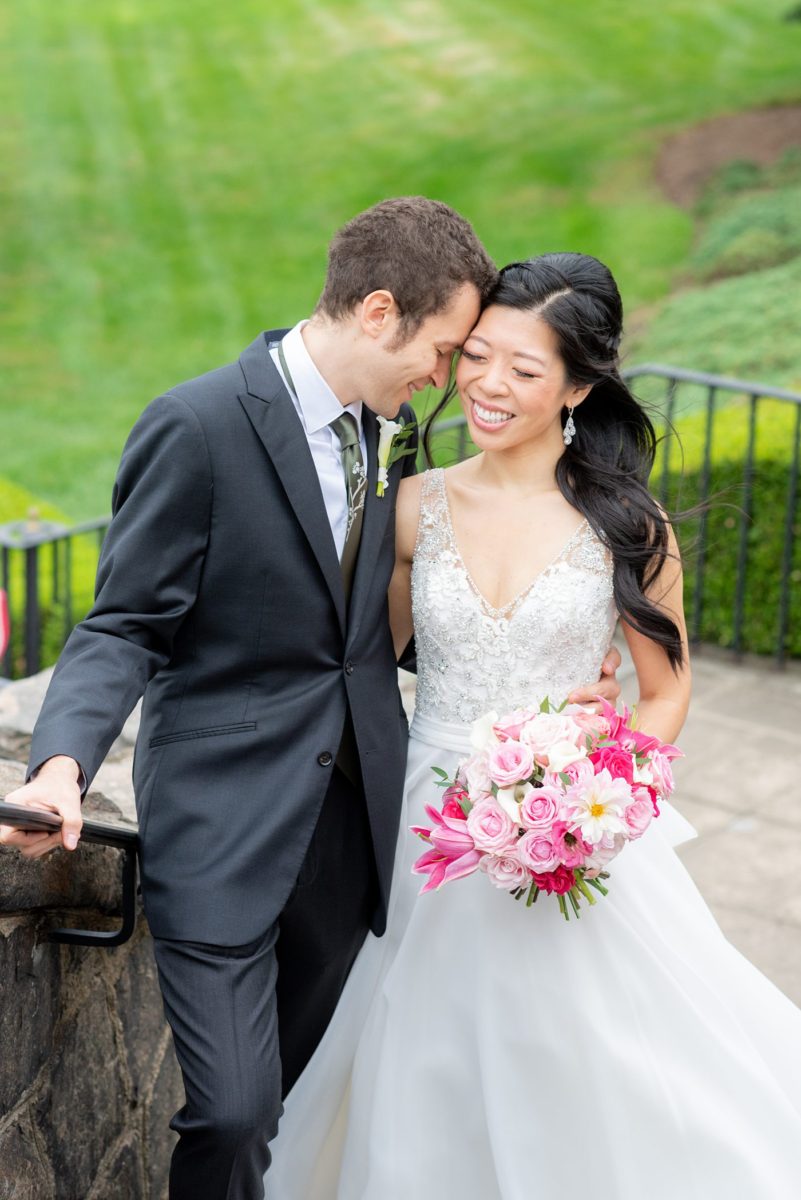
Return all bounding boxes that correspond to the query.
[0,514,110,678]
[2,365,799,676]
[0,798,139,947]
[424,364,801,667]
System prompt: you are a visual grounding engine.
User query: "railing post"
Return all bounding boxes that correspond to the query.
[24,544,41,676]
[690,386,716,645]
[777,405,801,667]
[659,377,678,508]
[732,396,758,657]
[1,546,11,677]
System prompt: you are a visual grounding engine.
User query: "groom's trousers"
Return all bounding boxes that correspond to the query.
[151,764,378,1200]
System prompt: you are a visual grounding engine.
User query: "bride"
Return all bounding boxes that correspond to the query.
[268,253,801,1197]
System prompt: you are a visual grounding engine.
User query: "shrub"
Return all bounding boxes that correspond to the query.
[691,187,801,281]
[668,458,800,658]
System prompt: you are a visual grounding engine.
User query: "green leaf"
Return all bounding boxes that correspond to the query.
[389,445,417,462]
[431,766,450,780]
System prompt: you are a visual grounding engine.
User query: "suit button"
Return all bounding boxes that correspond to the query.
[344,660,354,675]
[317,751,333,767]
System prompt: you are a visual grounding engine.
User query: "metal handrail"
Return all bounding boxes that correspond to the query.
[424,363,801,666]
[0,799,139,948]
[623,363,801,405]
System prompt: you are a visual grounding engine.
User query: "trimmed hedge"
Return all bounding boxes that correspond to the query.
[668,458,800,658]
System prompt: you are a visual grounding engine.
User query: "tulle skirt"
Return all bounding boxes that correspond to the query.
[268,713,801,1199]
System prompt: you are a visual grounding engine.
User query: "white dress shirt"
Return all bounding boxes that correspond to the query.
[269,322,367,561]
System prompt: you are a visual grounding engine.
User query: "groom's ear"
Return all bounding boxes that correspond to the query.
[360,290,401,342]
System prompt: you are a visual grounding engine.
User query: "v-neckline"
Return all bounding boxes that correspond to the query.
[437,469,589,620]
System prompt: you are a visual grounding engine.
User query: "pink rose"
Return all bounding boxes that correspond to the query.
[624,794,653,840]
[492,709,534,742]
[589,746,635,785]
[519,784,562,831]
[487,740,535,789]
[649,749,678,798]
[517,829,561,873]
[545,756,594,788]
[563,704,611,741]
[532,864,576,895]
[441,784,469,821]
[466,799,518,854]
[480,852,529,891]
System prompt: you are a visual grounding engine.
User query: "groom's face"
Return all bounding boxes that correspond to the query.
[362,284,481,418]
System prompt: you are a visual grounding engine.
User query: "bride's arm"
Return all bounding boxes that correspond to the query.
[388,474,423,661]
[622,521,691,745]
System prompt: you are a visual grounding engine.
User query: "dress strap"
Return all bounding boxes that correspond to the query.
[413,469,450,561]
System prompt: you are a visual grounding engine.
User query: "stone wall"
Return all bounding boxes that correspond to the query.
[0,675,182,1200]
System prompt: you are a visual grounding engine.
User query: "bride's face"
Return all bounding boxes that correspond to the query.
[455,305,588,452]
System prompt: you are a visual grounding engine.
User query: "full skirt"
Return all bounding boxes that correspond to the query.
[268,713,801,1199]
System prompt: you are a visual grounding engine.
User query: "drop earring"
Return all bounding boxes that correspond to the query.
[563,406,576,446]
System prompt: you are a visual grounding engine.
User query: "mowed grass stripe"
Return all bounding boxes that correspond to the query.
[2,0,801,517]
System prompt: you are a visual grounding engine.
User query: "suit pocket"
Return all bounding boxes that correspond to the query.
[149,721,257,748]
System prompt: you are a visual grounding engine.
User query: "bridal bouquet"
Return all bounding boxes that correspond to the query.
[412,698,681,921]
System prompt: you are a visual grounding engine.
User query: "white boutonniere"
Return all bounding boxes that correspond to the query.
[376,415,417,498]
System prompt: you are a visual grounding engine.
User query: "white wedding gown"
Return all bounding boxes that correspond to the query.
[269,468,801,1199]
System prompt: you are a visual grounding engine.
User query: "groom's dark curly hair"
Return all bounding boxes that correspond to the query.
[315,197,497,342]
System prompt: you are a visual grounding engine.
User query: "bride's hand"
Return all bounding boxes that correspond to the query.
[567,644,622,711]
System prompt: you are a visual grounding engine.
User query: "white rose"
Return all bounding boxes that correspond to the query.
[464,753,493,800]
[521,713,583,758]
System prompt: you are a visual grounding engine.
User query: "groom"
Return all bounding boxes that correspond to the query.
[2,198,620,1199]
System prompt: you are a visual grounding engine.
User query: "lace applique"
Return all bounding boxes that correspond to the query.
[411,469,618,723]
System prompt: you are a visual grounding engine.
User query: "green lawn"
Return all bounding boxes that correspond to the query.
[2,0,800,519]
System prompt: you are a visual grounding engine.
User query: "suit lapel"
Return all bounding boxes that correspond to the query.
[347,408,394,643]
[237,332,346,633]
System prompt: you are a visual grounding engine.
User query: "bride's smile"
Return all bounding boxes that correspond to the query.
[456,304,590,452]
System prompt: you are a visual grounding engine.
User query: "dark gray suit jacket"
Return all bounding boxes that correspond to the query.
[28,330,417,944]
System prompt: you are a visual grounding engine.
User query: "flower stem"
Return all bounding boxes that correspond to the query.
[526,882,539,907]
[574,874,597,905]
[558,894,569,921]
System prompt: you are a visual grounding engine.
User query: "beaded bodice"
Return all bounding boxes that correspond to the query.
[411,469,618,723]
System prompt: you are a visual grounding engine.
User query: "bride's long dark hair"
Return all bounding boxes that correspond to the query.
[423,252,685,669]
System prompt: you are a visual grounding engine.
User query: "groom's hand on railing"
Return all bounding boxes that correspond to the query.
[0,756,83,858]
[567,645,622,711]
